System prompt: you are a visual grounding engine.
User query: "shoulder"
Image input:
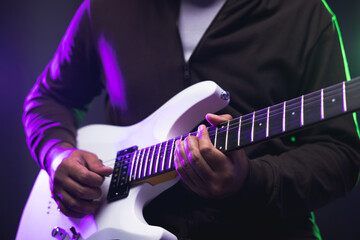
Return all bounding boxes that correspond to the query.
[270,0,336,36]
[279,0,334,22]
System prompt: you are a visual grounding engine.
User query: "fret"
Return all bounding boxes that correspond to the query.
[343,81,347,112]
[251,112,255,142]
[161,136,181,172]
[167,138,176,170]
[303,90,321,126]
[128,150,138,182]
[132,148,142,180]
[285,96,302,131]
[160,141,168,172]
[147,146,156,176]
[161,139,170,172]
[148,144,157,176]
[253,108,267,142]
[239,113,253,146]
[209,126,217,145]
[169,139,177,169]
[142,147,151,178]
[282,101,286,133]
[154,142,163,174]
[301,95,304,126]
[237,116,242,146]
[268,103,283,137]
[321,89,324,120]
[226,117,240,151]
[214,126,219,148]
[137,148,148,179]
[266,107,270,138]
[215,122,228,151]
[225,120,230,151]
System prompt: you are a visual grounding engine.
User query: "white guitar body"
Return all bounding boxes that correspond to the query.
[16,81,230,240]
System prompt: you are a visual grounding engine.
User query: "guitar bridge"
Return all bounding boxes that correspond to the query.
[107,146,138,202]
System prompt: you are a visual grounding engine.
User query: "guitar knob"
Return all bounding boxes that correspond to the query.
[70,226,82,240]
[221,91,230,101]
[51,226,69,239]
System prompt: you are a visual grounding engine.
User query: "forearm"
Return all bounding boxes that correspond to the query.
[23,0,101,169]
[23,70,79,169]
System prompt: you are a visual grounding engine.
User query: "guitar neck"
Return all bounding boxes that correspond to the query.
[211,77,360,152]
[107,77,360,201]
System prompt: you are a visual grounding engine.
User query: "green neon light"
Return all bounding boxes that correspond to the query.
[72,103,91,126]
[310,212,322,240]
[73,108,87,126]
[322,0,360,140]
[321,0,350,80]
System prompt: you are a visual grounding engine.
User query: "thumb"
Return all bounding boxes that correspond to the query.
[206,113,233,126]
[85,153,113,176]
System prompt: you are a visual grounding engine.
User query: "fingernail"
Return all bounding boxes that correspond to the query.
[198,124,206,131]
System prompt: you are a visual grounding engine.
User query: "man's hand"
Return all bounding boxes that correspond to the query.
[45,143,113,218]
[174,113,249,199]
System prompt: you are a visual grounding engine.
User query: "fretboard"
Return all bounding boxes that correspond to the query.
[115,77,360,186]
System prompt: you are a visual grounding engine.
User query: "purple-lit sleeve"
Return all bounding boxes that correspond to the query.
[23,1,102,169]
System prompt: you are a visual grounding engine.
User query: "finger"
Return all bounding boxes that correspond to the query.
[183,134,213,182]
[84,152,113,176]
[196,124,228,170]
[57,200,85,218]
[174,140,194,179]
[68,162,106,188]
[59,151,109,188]
[206,113,233,126]
[56,190,101,217]
[174,139,210,197]
[62,176,102,200]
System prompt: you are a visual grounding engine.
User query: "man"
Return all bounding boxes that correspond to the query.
[23,0,360,239]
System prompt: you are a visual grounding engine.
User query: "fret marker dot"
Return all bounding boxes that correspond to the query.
[219,146,223,150]
[292,112,295,116]
[259,123,263,127]
[332,98,336,103]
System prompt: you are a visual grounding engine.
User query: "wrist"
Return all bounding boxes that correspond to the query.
[44,142,76,178]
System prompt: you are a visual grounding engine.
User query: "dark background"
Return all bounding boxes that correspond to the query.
[1,0,359,239]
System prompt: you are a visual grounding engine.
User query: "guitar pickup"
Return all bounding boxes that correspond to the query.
[107,146,138,202]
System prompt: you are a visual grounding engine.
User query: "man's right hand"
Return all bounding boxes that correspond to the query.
[45,143,113,218]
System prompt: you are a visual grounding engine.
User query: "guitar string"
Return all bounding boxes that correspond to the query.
[101,80,360,173]
[210,80,360,135]
[102,158,116,166]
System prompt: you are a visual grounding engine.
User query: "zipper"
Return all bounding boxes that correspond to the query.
[183,62,191,87]
[175,19,192,88]
[176,0,229,87]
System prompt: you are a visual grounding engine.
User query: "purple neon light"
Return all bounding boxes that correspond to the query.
[99,36,128,112]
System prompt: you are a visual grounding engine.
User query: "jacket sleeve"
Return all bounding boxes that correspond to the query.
[23,0,102,169]
[236,7,360,218]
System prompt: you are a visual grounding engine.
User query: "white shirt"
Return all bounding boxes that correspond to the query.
[178,0,226,61]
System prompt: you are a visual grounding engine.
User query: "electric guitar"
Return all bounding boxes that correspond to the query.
[16,78,360,240]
